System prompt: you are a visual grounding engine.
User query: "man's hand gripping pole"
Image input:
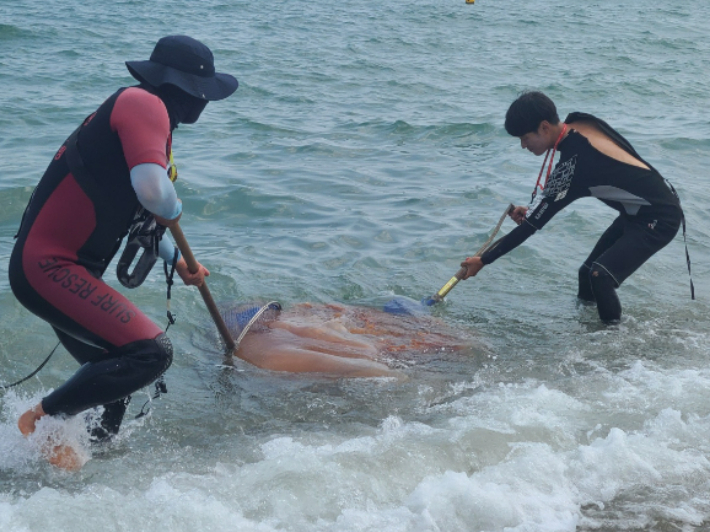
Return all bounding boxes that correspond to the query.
[169,223,237,353]
[423,203,515,306]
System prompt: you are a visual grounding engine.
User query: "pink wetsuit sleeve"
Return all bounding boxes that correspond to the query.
[110,87,170,170]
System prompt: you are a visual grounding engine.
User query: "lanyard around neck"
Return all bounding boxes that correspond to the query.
[531,123,568,201]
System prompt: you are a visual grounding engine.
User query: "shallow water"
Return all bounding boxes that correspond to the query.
[2,1,710,530]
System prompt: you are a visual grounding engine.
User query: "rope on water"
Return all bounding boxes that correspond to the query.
[0,342,61,391]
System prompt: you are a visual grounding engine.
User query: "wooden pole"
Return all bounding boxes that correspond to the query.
[168,223,236,352]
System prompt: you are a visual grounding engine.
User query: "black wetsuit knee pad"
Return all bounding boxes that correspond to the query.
[42,334,174,417]
[589,266,621,324]
[127,333,174,372]
[107,334,174,383]
[139,333,172,365]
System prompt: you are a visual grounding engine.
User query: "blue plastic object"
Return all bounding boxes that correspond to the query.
[222,302,281,332]
[223,305,261,330]
[383,296,429,316]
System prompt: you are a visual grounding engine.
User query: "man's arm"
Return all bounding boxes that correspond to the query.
[460,221,537,279]
[130,162,181,219]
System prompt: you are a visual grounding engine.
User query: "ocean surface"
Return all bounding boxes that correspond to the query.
[2,1,710,530]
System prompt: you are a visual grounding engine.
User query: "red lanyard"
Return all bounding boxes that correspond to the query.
[531,124,568,201]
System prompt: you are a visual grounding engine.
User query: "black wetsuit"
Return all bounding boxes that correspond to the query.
[481,112,682,321]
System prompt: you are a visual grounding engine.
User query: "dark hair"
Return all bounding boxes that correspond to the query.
[504,91,560,137]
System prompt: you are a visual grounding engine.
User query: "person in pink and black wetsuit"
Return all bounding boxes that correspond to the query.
[460,91,686,324]
[10,35,238,457]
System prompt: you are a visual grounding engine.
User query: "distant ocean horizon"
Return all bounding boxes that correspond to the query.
[2,1,710,530]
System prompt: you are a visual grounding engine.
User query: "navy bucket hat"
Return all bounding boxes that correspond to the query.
[126,35,238,101]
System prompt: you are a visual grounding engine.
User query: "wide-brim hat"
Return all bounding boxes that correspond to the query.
[126,35,238,101]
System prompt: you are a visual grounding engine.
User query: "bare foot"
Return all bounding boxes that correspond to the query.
[18,403,45,435]
[18,403,85,471]
[45,443,84,471]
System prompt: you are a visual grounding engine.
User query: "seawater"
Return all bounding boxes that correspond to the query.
[2,1,710,530]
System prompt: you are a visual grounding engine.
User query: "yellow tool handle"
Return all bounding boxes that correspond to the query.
[426,203,515,304]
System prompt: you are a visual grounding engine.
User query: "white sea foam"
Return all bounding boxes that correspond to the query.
[3,362,710,531]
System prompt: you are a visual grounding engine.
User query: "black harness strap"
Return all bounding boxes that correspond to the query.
[665,181,694,300]
[134,250,179,419]
[163,246,179,331]
[680,211,694,300]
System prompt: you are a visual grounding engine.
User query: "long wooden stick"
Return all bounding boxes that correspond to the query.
[168,223,236,352]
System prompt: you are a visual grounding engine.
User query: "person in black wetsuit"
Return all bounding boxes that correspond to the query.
[9,35,238,468]
[460,91,683,324]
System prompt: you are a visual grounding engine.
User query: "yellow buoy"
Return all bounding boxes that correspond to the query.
[465,0,475,3]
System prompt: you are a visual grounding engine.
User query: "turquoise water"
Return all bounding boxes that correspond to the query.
[2,1,710,530]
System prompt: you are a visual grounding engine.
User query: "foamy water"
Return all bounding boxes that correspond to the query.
[4,350,710,531]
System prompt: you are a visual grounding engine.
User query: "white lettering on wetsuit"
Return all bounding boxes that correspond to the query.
[547,156,576,202]
[534,203,548,220]
[526,155,577,226]
[38,257,135,324]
